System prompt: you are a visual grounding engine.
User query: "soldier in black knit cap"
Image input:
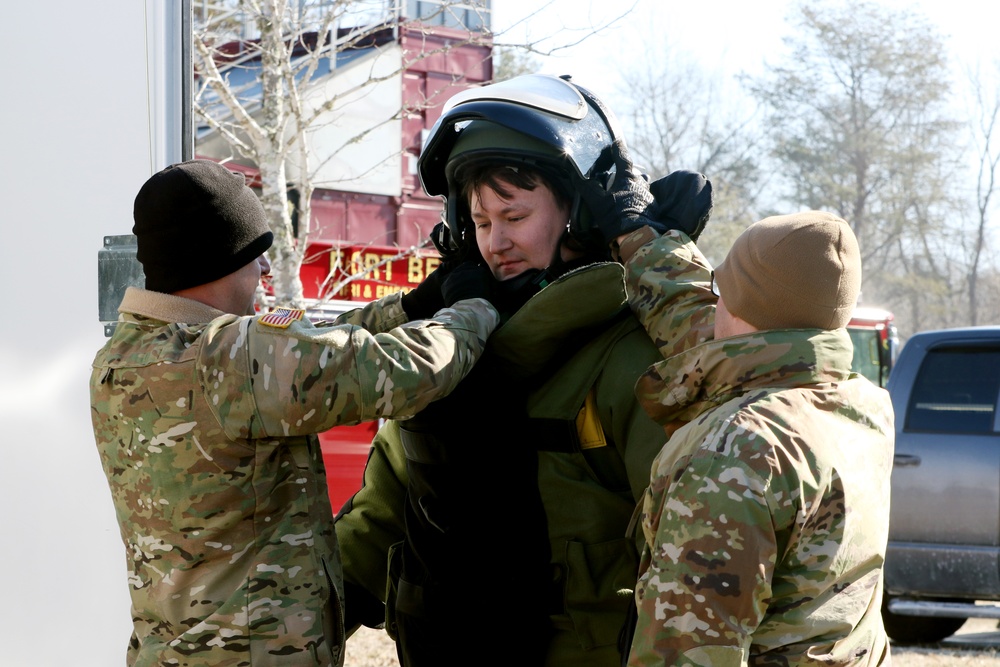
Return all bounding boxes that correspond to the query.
[90,159,498,666]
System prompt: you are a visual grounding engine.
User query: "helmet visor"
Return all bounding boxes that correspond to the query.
[419,75,619,198]
[441,74,589,121]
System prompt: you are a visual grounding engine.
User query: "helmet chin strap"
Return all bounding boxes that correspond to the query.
[545,222,573,278]
[563,190,616,264]
[493,267,550,320]
[548,215,596,278]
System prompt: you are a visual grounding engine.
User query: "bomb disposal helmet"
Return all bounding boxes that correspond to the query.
[418,74,623,248]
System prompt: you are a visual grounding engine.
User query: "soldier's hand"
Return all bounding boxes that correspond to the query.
[341,580,386,636]
[573,138,658,245]
[647,170,714,242]
[400,263,451,320]
[441,261,496,307]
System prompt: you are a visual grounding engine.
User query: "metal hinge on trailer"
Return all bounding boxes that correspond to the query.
[98,234,145,337]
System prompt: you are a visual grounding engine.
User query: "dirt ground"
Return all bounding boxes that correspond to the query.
[893,619,1000,666]
[344,622,1000,666]
[344,626,397,667]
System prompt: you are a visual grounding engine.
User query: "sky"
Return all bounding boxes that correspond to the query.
[492,0,1000,100]
[0,0,996,664]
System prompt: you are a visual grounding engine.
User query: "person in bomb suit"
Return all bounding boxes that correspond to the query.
[334,74,712,667]
[90,159,498,666]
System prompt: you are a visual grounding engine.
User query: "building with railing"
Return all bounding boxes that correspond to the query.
[194,0,493,251]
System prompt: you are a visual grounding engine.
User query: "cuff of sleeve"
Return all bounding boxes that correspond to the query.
[378,291,411,329]
[612,225,661,263]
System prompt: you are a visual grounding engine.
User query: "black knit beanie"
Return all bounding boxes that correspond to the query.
[132,160,274,293]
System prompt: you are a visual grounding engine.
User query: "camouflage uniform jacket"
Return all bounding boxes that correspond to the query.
[90,287,497,667]
[335,262,666,666]
[619,230,895,666]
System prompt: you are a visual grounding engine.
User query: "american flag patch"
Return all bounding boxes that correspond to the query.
[259,307,305,329]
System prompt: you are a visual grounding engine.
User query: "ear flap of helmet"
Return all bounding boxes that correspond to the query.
[432,193,485,265]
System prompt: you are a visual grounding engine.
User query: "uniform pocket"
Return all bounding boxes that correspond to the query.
[563,538,638,650]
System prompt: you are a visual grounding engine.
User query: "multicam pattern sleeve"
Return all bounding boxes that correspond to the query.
[200,297,498,439]
[618,229,717,360]
[321,290,410,331]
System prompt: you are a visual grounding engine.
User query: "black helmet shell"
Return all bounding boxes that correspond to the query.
[418,74,622,240]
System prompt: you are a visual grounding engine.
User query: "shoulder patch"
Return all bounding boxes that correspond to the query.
[259,307,305,329]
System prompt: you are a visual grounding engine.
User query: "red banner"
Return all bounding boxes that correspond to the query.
[298,242,441,302]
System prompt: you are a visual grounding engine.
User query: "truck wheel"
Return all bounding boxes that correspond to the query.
[882,597,967,644]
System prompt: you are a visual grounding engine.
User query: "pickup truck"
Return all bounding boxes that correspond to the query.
[883,326,1000,643]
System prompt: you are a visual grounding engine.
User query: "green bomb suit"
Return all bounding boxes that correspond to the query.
[336,262,665,666]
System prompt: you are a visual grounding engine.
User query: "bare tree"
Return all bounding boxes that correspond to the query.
[745,1,964,330]
[618,41,768,266]
[492,44,540,82]
[194,0,495,307]
[963,61,1000,325]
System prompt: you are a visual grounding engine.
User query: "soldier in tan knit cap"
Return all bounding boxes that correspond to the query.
[606,210,895,666]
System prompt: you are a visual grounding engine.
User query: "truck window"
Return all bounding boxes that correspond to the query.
[905,347,1000,434]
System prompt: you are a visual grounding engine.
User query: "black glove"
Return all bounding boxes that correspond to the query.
[342,579,386,636]
[441,261,496,307]
[400,263,451,320]
[647,170,713,242]
[574,138,657,244]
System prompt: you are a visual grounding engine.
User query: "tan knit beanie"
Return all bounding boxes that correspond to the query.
[714,211,861,330]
